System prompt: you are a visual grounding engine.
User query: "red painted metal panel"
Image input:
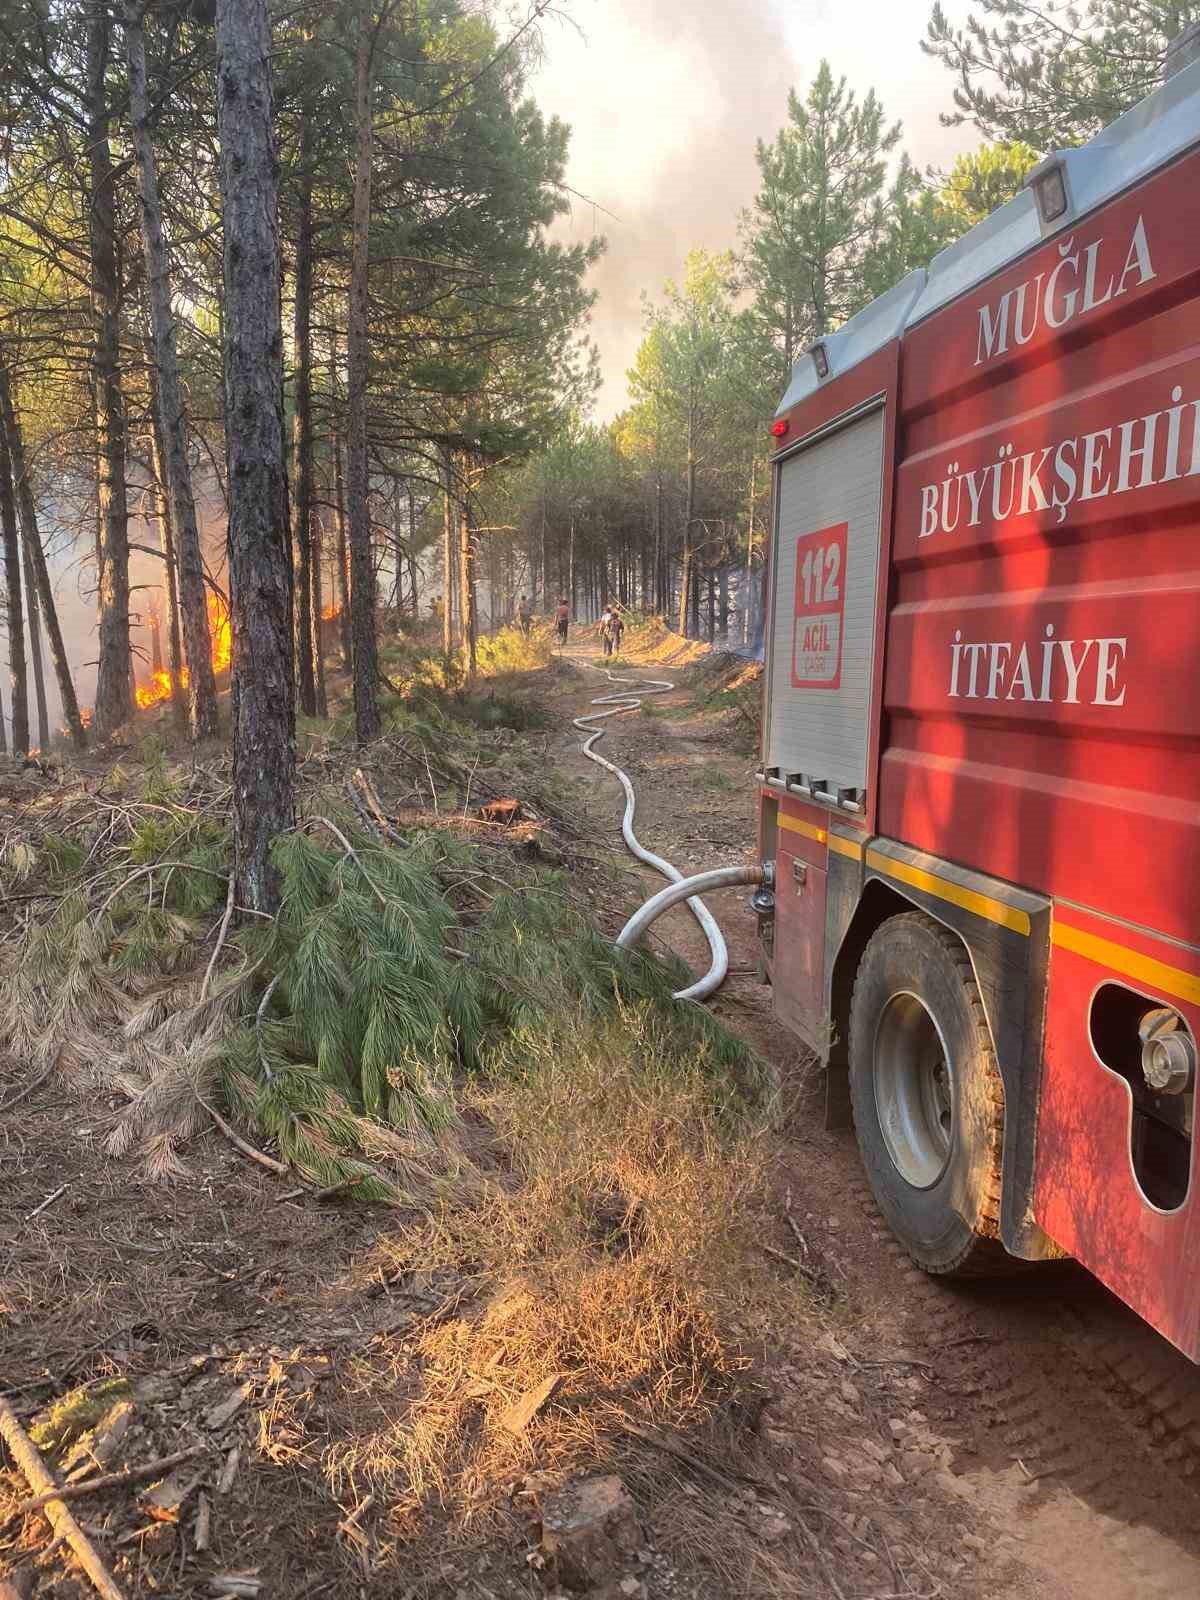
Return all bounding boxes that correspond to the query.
[878,148,1200,1343]
[1035,905,1200,1361]
[881,187,1200,948]
[902,146,1200,422]
[773,848,828,1040]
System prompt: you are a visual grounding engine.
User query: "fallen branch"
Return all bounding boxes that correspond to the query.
[12,1444,208,1515]
[199,874,237,1003]
[25,1182,69,1222]
[0,1396,127,1600]
[197,1096,288,1176]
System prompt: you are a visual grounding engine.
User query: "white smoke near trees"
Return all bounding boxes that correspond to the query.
[531,0,974,418]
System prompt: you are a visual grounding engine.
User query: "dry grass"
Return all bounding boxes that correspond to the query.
[317,1006,771,1551]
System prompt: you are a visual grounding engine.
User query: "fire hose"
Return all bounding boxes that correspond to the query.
[574,664,764,1002]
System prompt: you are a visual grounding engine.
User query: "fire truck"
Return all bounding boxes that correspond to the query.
[756,52,1200,1359]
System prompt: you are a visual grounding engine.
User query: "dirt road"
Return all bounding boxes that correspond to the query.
[553,643,1200,1600]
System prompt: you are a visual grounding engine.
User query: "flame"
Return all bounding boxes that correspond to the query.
[321,602,340,621]
[135,670,174,710]
[209,592,231,675]
[134,593,233,710]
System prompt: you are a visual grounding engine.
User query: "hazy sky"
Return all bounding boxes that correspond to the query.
[529,0,977,418]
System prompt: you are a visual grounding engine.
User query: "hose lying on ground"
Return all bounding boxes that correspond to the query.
[574,663,762,1002]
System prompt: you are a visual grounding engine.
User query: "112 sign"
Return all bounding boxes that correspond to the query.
[791,523,847,690]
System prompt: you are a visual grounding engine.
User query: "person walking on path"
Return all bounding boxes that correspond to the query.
[600,603,625,659]
[554,596,570,645]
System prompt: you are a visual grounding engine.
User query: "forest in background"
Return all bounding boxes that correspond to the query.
[0,0,1195,785]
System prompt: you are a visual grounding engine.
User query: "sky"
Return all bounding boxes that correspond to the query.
[528,0,978,419]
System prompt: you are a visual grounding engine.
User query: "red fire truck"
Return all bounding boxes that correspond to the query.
[757,55,1200,1359]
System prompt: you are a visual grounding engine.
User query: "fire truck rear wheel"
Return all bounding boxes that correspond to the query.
[848,911,1009,1277]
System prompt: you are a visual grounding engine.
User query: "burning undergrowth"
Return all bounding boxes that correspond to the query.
[134,591,233,710]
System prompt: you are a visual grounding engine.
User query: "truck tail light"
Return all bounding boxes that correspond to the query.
[770,418,789,439]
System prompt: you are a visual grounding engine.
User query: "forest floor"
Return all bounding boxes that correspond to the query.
[4,621,1200,1600]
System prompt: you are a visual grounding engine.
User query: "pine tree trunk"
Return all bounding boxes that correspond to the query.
[0,419,29,755]
[459,488,477,677]
[568,512,576,617]
[311,503,328,717]
[291,116,318,716]
[743,456,757,648]
[442,446,454,656]
[678,427,695,637]
[125,0,218,739]
[147,393,188,730]
[0,370,87,750]
[87,6,132,738]
[333,435,352,666]
[216,0,295,914]
[407,485,418,617]
[347,1,379,744]
[22,548,48,751]
[22,525,49,750]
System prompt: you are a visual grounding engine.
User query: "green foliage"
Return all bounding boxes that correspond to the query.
[740,61,908,368]
[205,820,767,1196]
[939,140,1040,226]
[924,0,1198,150]
[472,624,550,677]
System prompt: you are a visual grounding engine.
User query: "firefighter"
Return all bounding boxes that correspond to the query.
[600,603,625,658]
[554,596,570,645]
[517,594,532,635]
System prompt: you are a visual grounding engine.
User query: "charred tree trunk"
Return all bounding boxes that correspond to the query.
[333,436,352,666]
[291,117,318,716]
[0,370,87,750]
[87,6,132,738]
[147,393,188,729]
[126,0,218,739]
[216,0,295,914]
[0,419,29,755]
[22,524,49,750]
[346,1,379,744]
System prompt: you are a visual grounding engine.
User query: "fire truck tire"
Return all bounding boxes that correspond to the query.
[848,911,1009,1277]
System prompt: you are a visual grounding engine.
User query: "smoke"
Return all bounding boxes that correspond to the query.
[531,0,973,419]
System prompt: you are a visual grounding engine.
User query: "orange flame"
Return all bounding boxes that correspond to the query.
[135,669,174,710]
[321,602,340,621]
[209,592,231,675]
[135,593,232,710]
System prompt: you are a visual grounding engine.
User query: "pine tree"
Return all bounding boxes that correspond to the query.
[924,0,1199,150]
[739,62,903,376]
[216,0,295,912]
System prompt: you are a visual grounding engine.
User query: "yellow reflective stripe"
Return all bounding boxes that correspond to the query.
[866,849,1032,936]
[1052,921,1200,1008]
[779,813,827,844]
[828,833,864,860]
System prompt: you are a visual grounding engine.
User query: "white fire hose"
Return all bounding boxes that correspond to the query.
[574,664,764,1001]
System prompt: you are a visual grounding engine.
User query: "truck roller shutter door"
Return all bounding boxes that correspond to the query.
[766,405,885,805]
